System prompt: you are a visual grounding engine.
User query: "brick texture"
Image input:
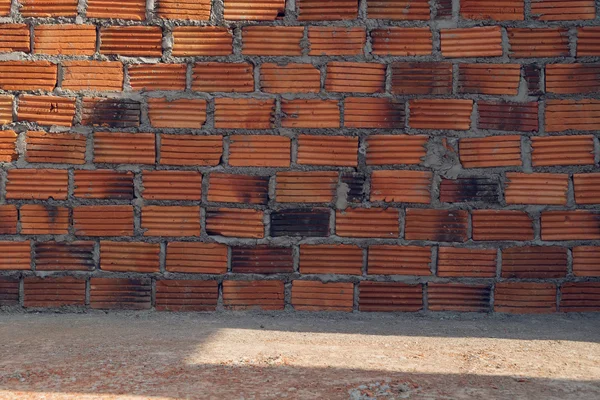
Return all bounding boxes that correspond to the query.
[0,1,597,314]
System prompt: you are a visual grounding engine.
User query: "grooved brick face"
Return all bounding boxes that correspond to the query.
[441,27,503,58]
[21,0,77,17]
[208,173,269,204]
[505,173,569,205]
[308,27,365,56]
[428,283,491,312]
[0,24,30,53]
[437,247,497,278]
[160,134,222,166]
[100,241,160,273]
[366,135,427,165]
[147,98,207,129]
[20,204,69,235]
[299,244,363,275]
[371,28,433,56]
[260,63,320,94]
[171,27,232,57]
[142,171,202,201]
[100,27,162,57]
[34,25,96,55]
[62,61,124,92]
[157,0,211,20]
[297,135,358,167]
[24,277,85,308]
[495,282,557,314]
[367,245,431,275]
[142,206,201,237]
[228,135,290,167]
[281,99,340,128]
[165,242,228,274]
[128,64,187,91]
[224,0,284,20]
[87,0,146,20]
[459,135,522,168]
[298,0,358,20]
[472,210,533,241]
[405,209,468,242]
[214,98,275,129]
[325,62,386,93]
[336,208,400,238]
[156,280,218,312]
[206,208,264,238]
[531,0,595,21]
[242,26,303,55]
[392,62,452,95]
[507,28,569,57]
[0,241,30,270]
[222,280,285,310]
[366,0,430,20]
[461,0,525,20]
[26,131,86,164]
[0,130,17,162]
[0,61,57,91]
[0,205,18,235]
[370,170,432,203]
[502,246,567,279]
[35,241,94,271]
[6,169,68,200]
[18,96,76,127]
[193,63,254,93]
[292,281,354,312]
[359,282,423,312]
[90,278,151,310]
[409,99,473,130]
[275,171,338,203]
[458,64,520,95]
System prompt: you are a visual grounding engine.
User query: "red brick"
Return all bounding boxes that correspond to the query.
[344,98,405,129]
[541,210,600,241]
[405,209,469,242]
[0,24,30,53]
[495,282,557,314]
[157,0,211,20]
[275,171,338,203]
[459,135,522,168]
[192,63,253,93]
[81,98,141,128]
[172,27,232,57]
[223,0,284,20]
[206,208,264,238]
[231,246,293,274]
[208,173,269,204]
[461,0,525,20]
[392,62,452,95]
[370,170,431,203]
[20,0,77,16]
[34,25,96,55]
[73,206,134,237]
[367,245,431,275]
[299,244,362,275]
[478,101,538,132]
[35,241,94,271]
[531,135,595,166]
[574,173,600,205]
[94,132,155,165]
[87,0,146,20]
[0,241,30,270]
[292,281,353,311]
[24,277,85,308]
[270,208,330,238]
[366,0,430,20]
[325,62,385,93]
[142,206,201,237]
[560,283,600,312]
[437,247,497,278]
[100,27,162,57]
[100,241,160,273]
[472,210,533,241]
[20,204,69,235]
[0,1,11,16]
[573,246,600,277]
[166,242,227,274]
[142,171,202,201]
[7,169,68,200]
[359,282,423,312]
[508,28,569,58]
[577,27,600,56]
[371,27,432,56]
[156,280,218,312]
[505,172,568,205]
[242,26,303,55]
[62,61,123,92]
[298,0,358,20]
[281,99,340,128]
[260,63,320,93]
[336,208,399,238]
[0,130,17,162]
[502,246,567,279]
[428,284,491,312]
[0,277,19,306]
[223,280,285,310]
[74,170,134,200]
[297,135,358,167]
[128,64,187,91]
[160,134,222,166]
[18,96,76,127]
[90,278,151,310]
[440,177,499,203]
[409,99,472,130]
[366,135,428,165]
[0,61,56,91]
[545,99,600,132]
[531,0,595,21]
[441,27,503,58]
[308,27,365,56]
[25,131,85,164]
[458,64,520,95]
[0,205,18,235]
[546,64,600,94]
[214,98,275,129]
[148,98,206,129]
[228,135,290,167]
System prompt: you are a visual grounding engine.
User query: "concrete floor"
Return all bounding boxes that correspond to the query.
[0,312,598,399]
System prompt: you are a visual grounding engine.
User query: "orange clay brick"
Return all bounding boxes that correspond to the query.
[100,241,160,273]
[20,0,77,17]
[214,98,275,129]
[24,277,85,308]
[370,170,432,203]
[367,245,431,275]
[86,0,146,20]
[275,171,338,203]
[560,283,600,312]
[298,0,358,20]
[0,96,13,125]
[572,246,600,277]
[541,210,600,241]
[458,64,520,95]
[0,243,29,271]
[325,62,386,93]
[155,280,219,312]
[545,64,600,94]
[366,0,430,20]
[428,283,491,312]
[391,62,452,95]
[81,98,141,128]
[577,27,600,56]
[0,130,17,162]
[472,210,534,241]
[228,135,290,167]
[292,281,354,312]
[142,171,202,201]
[34,25,95,56]
[409,99,473,130]
[0,0,10,15]
[25,131,86,164]
[100,27,162,57]
[495,282,556,314]
[405,209,469,242]
[299,244,363,275]
[231,246,293,274]
[441,27,503,58]
[34,241,94,271]
[260,63,320,94]
[371,27,432,56]
[574,173,600,205]
[440,177,499,203]
[147,98,207,129]
[93,132,156,165]
[157,0,211,20]
[73,206,134,237]
[128,64,187,91]
[344,98,405,129]
[242,26,303,56]
[74,170,134,200]
[18,96,75,127]
[6,169,68,200]
[459,135,522,168]
[142,206,200,237]
[0,61,56,91]
[545,99,600,132]
[270,208,330,237]
[19,204,69,235]
[505,172,569,205]
[0,205,18,235]
[192,62,254,92]
[160,134,222,166]
[61,61,123,92]
[478,101,538,132]
[508,28,569,58]
[502,246,567,279]
[166,242,228,274]
[366,135,428,165]
[336,208,399,238]
[208,173,269,205]
[281,99,340,128]
[531,135,595,166]
[0,24,30,53]
[460,0,525,20]
[171,27,232,57]
[90,278,151,310]
[308,27,365,56]
[223,0,284,20]
[297,135,358,167]
[359,282,423,312]
[206,208,264,238]
[222,280,285,310]
[437,247,497,278]
[531,0,595,21]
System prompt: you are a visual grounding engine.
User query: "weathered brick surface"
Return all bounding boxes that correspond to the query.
[0,0,598,314]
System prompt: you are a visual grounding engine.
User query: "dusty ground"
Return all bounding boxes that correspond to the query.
[0,312,598,399]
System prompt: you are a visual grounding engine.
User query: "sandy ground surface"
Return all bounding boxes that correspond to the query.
[0,312,598,399]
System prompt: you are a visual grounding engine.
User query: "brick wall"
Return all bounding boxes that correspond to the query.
[0,0,599,313]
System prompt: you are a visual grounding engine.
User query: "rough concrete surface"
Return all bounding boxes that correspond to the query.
[0,312,598,399]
